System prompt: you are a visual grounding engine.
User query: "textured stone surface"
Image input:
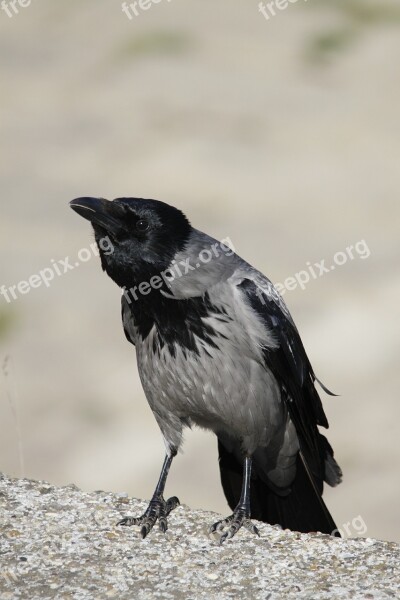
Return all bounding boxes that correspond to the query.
[0,474,399,600]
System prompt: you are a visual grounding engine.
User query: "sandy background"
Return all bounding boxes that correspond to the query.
[0,0,399,542]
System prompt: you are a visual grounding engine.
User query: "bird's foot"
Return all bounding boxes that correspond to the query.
[209,506,260,545]
[117,495,180,539]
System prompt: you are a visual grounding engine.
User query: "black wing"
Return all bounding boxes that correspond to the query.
[218,276,342,534]
[237,277,332,485]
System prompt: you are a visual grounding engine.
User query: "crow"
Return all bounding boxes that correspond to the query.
[70,196,342,544]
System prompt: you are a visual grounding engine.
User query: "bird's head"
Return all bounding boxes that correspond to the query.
[69,197,191,289]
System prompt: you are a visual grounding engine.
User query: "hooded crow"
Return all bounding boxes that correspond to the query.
[70,196,342,544]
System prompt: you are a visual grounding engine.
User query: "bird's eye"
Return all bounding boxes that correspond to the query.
[136,219,150,232]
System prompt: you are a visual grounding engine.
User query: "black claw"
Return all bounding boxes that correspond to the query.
[118,517,132,527]
[140,525,148,539]
[159,518,167,533]
[210,508,259,543]
[117,495,180,539]
[219,532,228,545]
[209,521,223,534]
[165,496,180,515]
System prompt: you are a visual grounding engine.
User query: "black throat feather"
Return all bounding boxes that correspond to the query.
[125,287,231,358]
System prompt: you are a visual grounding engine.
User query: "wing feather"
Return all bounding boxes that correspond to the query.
[237,277,332,484]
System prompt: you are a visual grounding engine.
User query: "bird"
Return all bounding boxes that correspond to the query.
[69,196,342,544]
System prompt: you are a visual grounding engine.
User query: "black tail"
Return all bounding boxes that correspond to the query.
[218,440,340,536]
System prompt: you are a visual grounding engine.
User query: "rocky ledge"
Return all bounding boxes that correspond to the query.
[0,474,399,599]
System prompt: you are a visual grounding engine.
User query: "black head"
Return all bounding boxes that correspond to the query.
[69,197,191,288]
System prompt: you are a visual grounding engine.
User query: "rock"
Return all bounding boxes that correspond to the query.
[0,474,399,599]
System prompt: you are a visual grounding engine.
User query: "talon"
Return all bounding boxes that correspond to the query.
[209,516,233,534]
[209,520,223,534]
[165,496,180,515]
[210,508,259,543]
[118,517,133,526]
[159,517,167,533]
[140,525,148,539]
[117,495,180,539]
[219,532,228,545]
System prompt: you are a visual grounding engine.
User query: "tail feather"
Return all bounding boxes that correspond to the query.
[218,440,340,536]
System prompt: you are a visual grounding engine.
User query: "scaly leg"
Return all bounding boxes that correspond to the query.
[210,456,260,544]
[118,453,179,539]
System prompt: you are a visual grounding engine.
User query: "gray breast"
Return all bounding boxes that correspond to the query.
[135,286,286,455]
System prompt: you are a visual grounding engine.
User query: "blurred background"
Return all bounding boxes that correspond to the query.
[0,0,399,542]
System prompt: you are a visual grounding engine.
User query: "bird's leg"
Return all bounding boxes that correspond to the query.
[117,453,179,539]
[210,456,260,544]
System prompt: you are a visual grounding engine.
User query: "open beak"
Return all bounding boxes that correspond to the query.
[70,197,126,235]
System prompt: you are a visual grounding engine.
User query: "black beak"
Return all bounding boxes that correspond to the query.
[70,197,126,235]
